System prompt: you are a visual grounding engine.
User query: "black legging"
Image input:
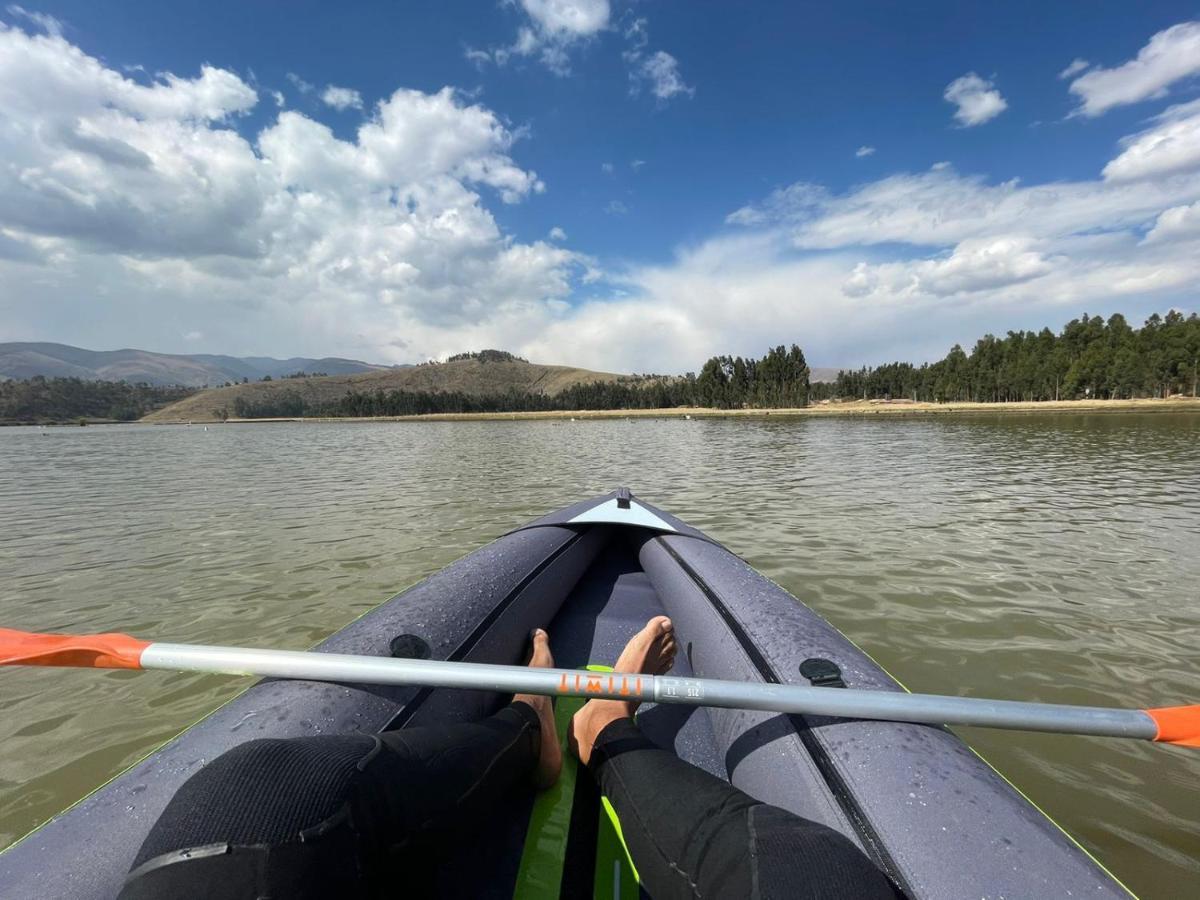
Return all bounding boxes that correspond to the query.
[120,703,893,899]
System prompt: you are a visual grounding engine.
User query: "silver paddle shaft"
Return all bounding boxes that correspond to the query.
[143,643,1159,741]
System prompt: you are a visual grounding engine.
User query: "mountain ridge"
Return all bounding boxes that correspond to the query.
[0,342,390,387]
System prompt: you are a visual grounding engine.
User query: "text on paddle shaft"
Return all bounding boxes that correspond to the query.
[554,673,705,701]
[558,673,645,697]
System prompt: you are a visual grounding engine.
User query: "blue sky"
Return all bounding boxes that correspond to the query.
[2,1,1200,370]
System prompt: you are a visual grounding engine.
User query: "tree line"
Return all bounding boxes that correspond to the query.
[225,344,812,418]
[0,377,197,423]
[5,310,1195,423]
[810,311,1199,403]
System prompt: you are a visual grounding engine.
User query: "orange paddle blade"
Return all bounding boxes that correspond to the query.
[0,628,149,670]
[1146,706,1200,747]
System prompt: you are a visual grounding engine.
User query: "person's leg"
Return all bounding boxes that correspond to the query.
[121,630,561,900]
[571,617,893,900]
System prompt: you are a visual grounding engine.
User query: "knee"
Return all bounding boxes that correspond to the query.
[162,736,375,841]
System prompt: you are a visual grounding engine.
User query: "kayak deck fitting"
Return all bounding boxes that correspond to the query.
[0,489,1128,898]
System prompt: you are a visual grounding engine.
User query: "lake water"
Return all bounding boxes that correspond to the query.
[1,415,1198,896]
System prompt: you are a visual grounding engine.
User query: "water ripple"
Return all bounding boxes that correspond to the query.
[0,414,1197,895]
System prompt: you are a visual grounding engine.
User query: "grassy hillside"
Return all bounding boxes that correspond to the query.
[143,357,623,422]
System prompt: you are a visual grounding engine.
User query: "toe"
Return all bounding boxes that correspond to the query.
[528,628,553,667]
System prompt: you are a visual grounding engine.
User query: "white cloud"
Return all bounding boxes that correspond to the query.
[598,109,1200,369]
[270,89,285,108]
[2,20,1198,375]
[183,330,204,341]
[0,23,587,364]
[629,50,693,100]
[286,72,314,94]
[604,199,629,215]
[321,84,363,111]
[469,0,610,75]
[600,161,614,174]
[630,158,645,171]
[841,236,1055,299]
[726,182,829,227]
[521,0,609,36]
[1058,58,1089,80]
[621,18,691,103]
[5,4,62,36]
[1142,200,1200,244]
[464,47,492,69]
[1068,22,1200,117]
[1103,99,1200,182]
[944,73,1007,126]
[855,145,876,158]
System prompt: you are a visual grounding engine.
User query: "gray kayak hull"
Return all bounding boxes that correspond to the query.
[0,490,1126,898]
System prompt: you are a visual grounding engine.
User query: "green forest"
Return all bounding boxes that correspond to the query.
[811,311,1200,403]
[0,377,196,423]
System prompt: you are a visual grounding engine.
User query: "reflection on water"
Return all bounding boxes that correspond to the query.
[1,414,1197,894]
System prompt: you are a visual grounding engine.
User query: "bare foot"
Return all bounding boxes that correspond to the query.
[514,628,562,790]
[569,616,676,767]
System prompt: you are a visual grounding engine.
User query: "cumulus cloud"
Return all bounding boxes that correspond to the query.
[3,20,1199,374]
[321,84,363,111]
[624,106,1200,369]
[467,0,609,75]
[1068,21,1200,117]
[841,236,1055,299]
[855,145,876,158]
[628,50,693,100]
[1103,99,1200,182]
[0,23,587,363]
[1142,200,1200,244]
[944,73,1007,126]
[621,17,692,103]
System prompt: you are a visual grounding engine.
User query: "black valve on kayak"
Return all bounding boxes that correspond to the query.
[389,634,431,660]
[616,487,632,509]
[800,658,846,688]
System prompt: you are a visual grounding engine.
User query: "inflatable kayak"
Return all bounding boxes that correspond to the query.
[0,489,1127,898]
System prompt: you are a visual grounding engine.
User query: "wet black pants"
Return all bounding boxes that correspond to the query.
[589,718,894,899]
[120,704,892,899]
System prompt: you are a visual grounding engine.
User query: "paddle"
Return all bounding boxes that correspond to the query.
[1,627,1196,746]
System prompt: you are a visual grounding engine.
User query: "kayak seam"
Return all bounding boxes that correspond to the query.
[666,543,1134,898]
[385,529,586,731]
[656,537,916,899]
[782,586,1136,897]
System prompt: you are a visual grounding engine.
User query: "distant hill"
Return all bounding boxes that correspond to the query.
[808,367,840,383]
[0,342,389,387]
[143,355,624,422]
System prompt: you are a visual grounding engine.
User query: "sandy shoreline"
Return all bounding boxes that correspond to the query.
[139,397,1200,424]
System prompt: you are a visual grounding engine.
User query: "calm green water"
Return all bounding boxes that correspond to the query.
[1,415,1198,895]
